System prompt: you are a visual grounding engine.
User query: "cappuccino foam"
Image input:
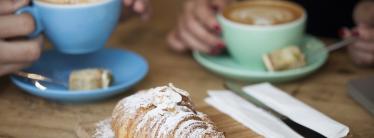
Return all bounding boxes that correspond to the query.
[223,1,304,25]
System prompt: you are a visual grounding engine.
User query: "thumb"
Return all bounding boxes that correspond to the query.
[340,27,353,39]
[211,0,231,12]
[357,23,374,41]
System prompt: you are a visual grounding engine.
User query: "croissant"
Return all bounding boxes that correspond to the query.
[111,84,225,138]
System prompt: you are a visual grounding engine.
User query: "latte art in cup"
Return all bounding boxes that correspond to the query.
[38,0,103,4]
[223,1,304,25]
[229,7,295,25]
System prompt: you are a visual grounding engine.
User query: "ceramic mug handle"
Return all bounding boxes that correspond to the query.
[16,6,43,38]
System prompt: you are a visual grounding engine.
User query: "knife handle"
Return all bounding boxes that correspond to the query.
[282,118,326,138]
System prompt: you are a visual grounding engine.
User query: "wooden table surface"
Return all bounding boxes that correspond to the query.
[1,0,374,138]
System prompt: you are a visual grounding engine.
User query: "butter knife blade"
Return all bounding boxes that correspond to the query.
[224,81,326,138]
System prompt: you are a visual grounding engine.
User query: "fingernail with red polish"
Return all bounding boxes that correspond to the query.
[216,42,225,49]
[209,47,222,55]
[352,29,360,37]
[210,5,219,12]
[338,27,350,37]
[213,24,221,33]
[338,28,347,38]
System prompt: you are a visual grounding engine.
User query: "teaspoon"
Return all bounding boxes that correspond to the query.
[13,71,68,90]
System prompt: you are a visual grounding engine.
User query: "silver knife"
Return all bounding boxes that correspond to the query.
[224,81,326,138]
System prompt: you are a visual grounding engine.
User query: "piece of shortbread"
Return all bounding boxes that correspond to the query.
[263,46,306,71]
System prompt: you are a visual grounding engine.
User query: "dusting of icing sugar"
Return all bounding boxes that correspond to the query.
[174,119,203,137]
[120,83,189,112]
[168,83,190,97]
[191,128,205,138]
[152,84,185,110]
[133,84,194,135]
[93,119,114,138]
[159,111,193,137]
[111,83,225,138]
[134,106,165,133]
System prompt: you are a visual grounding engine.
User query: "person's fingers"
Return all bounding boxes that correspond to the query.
[167,30,188,52]
[193,0,220,31]
[0,36,43,64]
[351,40,374,53]
[183,10,224,49]
[211,0,230,11]
[353,1,374,27]
[341,27,353,38]
[348,44,374,66]
[357,24,374,41]
[176,17,211,53]
[182,1,195,17]
[0,0,29,15]
[141,6,152,21]
[133,0,145,13]
[142,0,152,20]
[0,63,31,76]
[123,0,134,6]
[123,0,151,21]
[0,14,35,38]
[134,0,151,20]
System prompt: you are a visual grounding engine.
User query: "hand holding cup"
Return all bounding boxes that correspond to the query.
[122,0,151,20]
[0,0,44,76]
[167,0,229,54]
[347,1,374,66]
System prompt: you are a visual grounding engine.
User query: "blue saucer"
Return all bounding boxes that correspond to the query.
[11,48,148,102]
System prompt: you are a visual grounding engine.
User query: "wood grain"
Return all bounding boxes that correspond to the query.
[0,0,374,138]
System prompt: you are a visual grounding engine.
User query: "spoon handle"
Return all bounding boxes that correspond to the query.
[326,37,356,52]
[305,37,356,62]
[13,71,52,82]
[13,71,68,90]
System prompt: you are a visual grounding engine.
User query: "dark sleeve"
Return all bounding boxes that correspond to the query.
[293,0,358,38]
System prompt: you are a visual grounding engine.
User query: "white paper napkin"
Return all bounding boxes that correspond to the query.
[205,83,349,138]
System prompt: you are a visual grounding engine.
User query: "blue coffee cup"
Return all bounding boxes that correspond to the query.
[17,0,122,54]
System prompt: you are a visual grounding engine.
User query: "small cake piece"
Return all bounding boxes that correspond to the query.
[69,68,113,91]
[263,46,306,71]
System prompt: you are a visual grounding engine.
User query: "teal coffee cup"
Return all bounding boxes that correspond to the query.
[217,0,306,71]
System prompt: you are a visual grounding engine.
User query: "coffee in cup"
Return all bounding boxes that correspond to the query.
[223,0,303,26]
[37,0,103,4]
[218,0,306,71]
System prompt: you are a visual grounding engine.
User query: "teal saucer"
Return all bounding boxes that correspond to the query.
[193,35,328,83]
